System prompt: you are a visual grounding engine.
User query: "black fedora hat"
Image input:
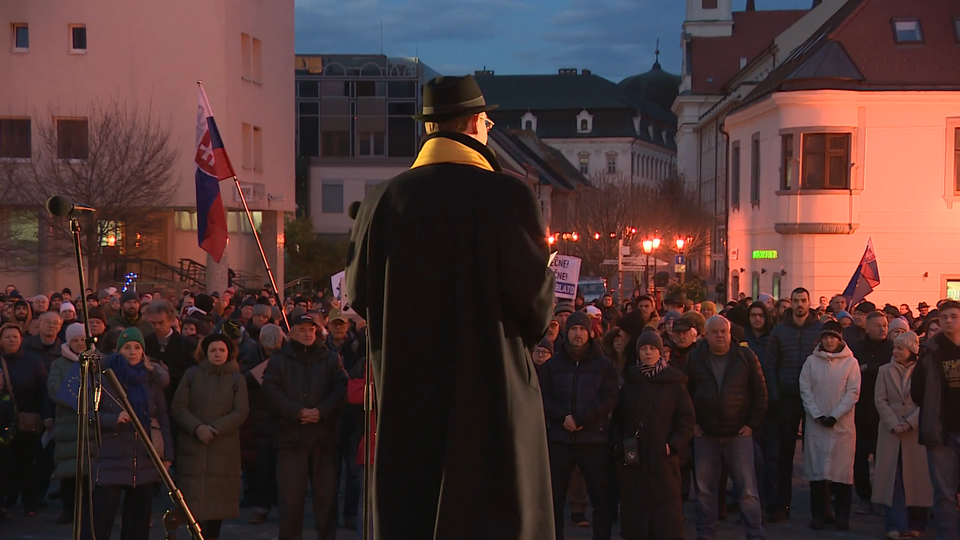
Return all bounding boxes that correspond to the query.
[413,75,498,122]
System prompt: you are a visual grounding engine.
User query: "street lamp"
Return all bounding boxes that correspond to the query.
[675,236,690,285]
[642,239,654,297]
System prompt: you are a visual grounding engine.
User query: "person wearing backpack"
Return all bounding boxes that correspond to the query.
[169,333,249,540]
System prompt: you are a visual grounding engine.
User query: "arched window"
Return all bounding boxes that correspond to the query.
[524,120,532,131]
[580,119,588,131]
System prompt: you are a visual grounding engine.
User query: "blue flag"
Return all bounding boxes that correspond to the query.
[55,362,82,412]
[842,237,880,307]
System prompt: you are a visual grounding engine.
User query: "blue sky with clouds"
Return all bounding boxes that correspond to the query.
[295,0,814,82]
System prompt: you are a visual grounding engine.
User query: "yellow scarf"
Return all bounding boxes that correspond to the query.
[411,137,494,172]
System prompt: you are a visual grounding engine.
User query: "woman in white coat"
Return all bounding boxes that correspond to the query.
[799,321,861,531]
[873,331,932,539]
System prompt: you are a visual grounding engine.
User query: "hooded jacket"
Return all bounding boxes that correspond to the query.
[850,336,892,425]
[764,311,824,403]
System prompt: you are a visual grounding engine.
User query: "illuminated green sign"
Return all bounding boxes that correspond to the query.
[752,250,778,260]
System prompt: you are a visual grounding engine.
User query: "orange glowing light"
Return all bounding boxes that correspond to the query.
[106,235,117,247]
[676,238,686,251]
[642,240,653,254]
[652,237,661,250]
[593,232,601,241]
[571,232,579,241]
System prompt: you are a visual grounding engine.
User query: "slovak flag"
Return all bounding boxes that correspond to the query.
[194,84,236,263]
[842,237,881,307]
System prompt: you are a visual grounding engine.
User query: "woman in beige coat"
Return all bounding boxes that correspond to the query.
[873,331,932,539]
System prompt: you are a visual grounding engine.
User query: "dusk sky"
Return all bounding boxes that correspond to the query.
[295,0,814,82]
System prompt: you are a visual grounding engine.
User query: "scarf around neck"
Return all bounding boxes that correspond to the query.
[107,353,151,429]
[640,357,667,378]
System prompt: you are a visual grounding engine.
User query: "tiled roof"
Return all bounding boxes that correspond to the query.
[738,0,960,109]
[489,129,592,191]
[474,73,677,152]
[689,9,809,95]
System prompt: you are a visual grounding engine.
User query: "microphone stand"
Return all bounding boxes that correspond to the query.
[101,368,204,540]
[68,216,102,540]
[362,329,373,540]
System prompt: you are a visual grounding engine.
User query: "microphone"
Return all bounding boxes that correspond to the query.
[347,201,362,220]
[46,195,97,217]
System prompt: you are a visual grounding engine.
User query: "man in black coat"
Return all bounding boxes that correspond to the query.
[346,75,556,540]
[262,314,347,540]
[850,311,891,514]
[540,311,619,540]
[143,300,196,408]
[688,315,768,540]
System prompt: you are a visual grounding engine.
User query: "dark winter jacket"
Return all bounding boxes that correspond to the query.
[107,312,153,336]
[850,337,892,425]
[540,340,619,445]
[744,329,770,368]
[843,325,867,350]
[687,341,768,437]
[667,340,696,375]
[612,363,695,540]
[912,333,960,446]
[1,348,47,416]
[327,334,363,437]
[23,334,64,372]
[93,366,173,487]
[239,344,273,443]
[764,312,824,403]
[261,340,348,448]
[145,330,197,407]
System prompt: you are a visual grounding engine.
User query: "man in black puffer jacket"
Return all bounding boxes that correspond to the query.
[687,315,768,540]
[763,287,824,522]
[262,314,348,540]
[540,311,619,540]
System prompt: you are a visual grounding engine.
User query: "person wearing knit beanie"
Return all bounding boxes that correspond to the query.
[534,338,554,367]
[636,330,664,356]
[821,320,844,343]
[65,322,86,346]
[119,290,139,306]
[117,327,145,352]
[888,318,909,342]
[836,310,853,327]
[565,311,591,337]
[893,331,920,357]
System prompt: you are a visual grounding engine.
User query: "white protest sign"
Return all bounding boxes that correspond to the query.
[550,255,582,301]
[331,271,346,304]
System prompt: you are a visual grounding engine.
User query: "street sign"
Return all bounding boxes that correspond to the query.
[675,255,685,265]
[621,256,644,265]
[622,265,645,272]
[621,245,631,256]
[602,259,619,265]
[675,264,686,273]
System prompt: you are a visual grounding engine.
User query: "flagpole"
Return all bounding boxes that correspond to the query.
[231,173,290,331]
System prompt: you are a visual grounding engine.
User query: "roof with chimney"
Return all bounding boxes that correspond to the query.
[474,70,677,149]
[488,129,592,191]
[737,0,960,109]
[688,8,810,95]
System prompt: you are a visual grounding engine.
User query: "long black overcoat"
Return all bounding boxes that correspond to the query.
[346,132,556,540]
[611,363,695,540]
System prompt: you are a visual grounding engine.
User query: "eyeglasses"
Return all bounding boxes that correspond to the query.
[483,117,494,130]
[536,350,551,357]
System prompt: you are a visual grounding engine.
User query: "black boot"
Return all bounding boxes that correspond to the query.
[833,483,852,531]
[809,481,826,530]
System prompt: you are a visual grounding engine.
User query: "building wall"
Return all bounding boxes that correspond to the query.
[308,162,409,235]
[725,90,960,306]
[553,138,674,183]
[1,0,294,292]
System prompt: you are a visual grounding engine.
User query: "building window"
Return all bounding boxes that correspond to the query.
[357,131,385,157]
[954,128,960,193]
[69,25,86,53]
[56,118,88,160]
[0,118,31,159]
[241,33,251,80]
[253,126,263,171]
[892,19,923,43]
[12,23,28,52]
[731,141,741,208]
[781,134,794,189]
[580,119,588,131]
[251,38,262,83]
[948,279,960,301]
[579,154,590,175]
[523,120,532,130]
[241,123,252,169]
[750,132,761,204]
[606,153,617,174]
[801,133,850,189]
[175,211,198,231]
[321,181,344,213]
[772,273,782,299]
[702,0,718,9]
[100,221,124,252]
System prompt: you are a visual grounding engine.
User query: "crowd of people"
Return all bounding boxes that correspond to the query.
[0,284,366,540]
[534,289,960,540]
[1,280,959,540]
